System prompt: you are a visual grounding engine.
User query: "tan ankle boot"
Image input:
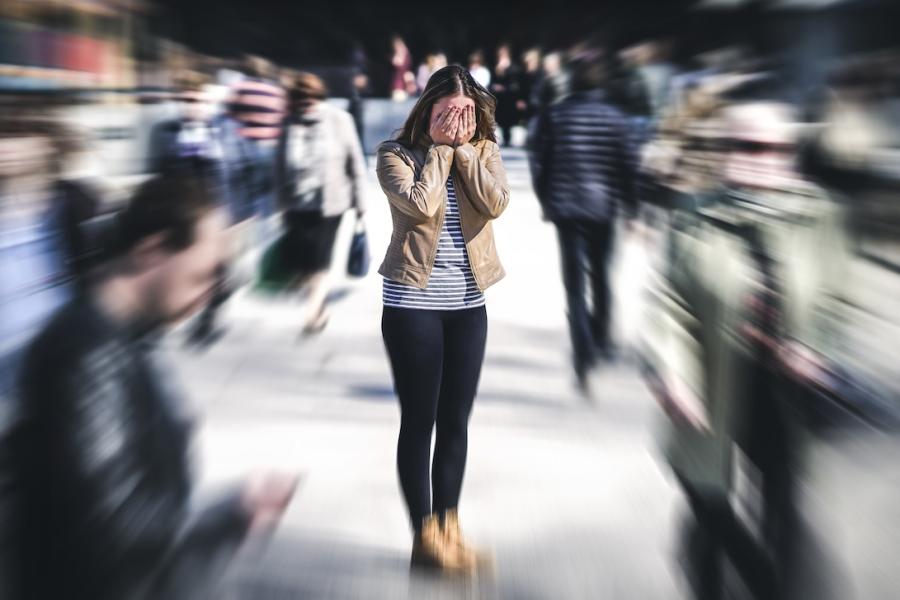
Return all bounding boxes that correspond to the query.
[410,514,474,575]
[441,509,494,570]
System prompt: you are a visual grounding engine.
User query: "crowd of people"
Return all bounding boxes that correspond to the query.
[526,36,900,599]
[387,36,549,147]
[0,20,898,599]
[0,53,371,598]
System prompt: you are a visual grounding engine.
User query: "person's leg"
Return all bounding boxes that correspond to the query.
[501,123,513,147]
[432,306,488,514]
[187,263,231,346]
[381,307,444,530]
[755,375,799,596]
[556,221,594,381]
[680,481,726,600]
[303,270,331,331]
[587,219,615,358]
[681,476,778,600]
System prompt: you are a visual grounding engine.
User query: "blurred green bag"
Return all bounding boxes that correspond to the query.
[255,234,295,293]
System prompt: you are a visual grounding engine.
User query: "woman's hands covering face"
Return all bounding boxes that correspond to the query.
[453,105,476,147]
[429,104,476,147]
[429,106,460,146]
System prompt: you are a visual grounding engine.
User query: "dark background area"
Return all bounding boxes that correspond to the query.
[149,0,900,96]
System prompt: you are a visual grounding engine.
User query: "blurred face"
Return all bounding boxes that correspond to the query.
[145,210,228,326]
[724,103,799,189]
[292,97,316,115]
[431,93,475,124]
[524,50,541,72]
[543,53,561,75]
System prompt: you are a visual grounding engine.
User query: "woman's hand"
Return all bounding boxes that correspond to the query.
[453,105,476,147]
[429,107,460,146]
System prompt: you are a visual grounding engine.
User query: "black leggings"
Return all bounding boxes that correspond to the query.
[381,305,488,529]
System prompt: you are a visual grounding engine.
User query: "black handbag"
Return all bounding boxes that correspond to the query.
[347,215,370,278]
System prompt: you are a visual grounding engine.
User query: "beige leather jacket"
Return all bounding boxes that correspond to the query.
[375,138,509,290]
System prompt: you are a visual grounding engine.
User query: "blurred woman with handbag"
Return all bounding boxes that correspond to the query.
[275,72,368,334]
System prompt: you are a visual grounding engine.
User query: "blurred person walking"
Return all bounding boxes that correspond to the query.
[468,50,491,89]
[5,174,297,600]
[527,50,637,394]
[640,89,774,600]
[228,56,288,225]
[148,73,223,181]
[518,48,543,125]
[491,43,521,147]
[376,65,508,574]
[417,51,448,94]
[275,72,368,335]
[188,63,289,346]
[533,51,569,111]
[644,97,850,600]
[148,74,252,346]
[349,42,372,149]
[390,35,416,101]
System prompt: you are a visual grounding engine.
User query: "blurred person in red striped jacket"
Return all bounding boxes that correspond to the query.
[181,58,289,346]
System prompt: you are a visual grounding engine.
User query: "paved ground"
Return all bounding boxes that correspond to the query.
[164,148,686,599]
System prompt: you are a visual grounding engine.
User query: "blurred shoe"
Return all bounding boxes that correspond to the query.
[594,339,617,363]
[600,345,618,363]
[411,514,473,575]
[441,509,493,572]
[575,363,595,400]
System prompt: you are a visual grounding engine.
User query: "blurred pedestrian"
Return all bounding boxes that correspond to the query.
[534,51,569,110]
[376,64,508,574]
[468,50,491,89]
[275,72,368,335]
[491,43,521,147]
[417,51,448,94]
[618,39,679,123]
[148,72,222,181]
[206,59,288,340]
[148,73,229,344]
[518,48,542,124]
[644,97,851,599]
[527,50,637,394]
[390,35,416,101]
[7,173,297,600]
[228,56,287,221]
[725,100,850,596]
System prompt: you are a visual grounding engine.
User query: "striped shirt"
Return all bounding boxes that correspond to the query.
[383,177,485,310]
[228,78,287,141]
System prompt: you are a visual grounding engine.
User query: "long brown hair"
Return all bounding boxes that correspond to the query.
[394,64,497,148]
